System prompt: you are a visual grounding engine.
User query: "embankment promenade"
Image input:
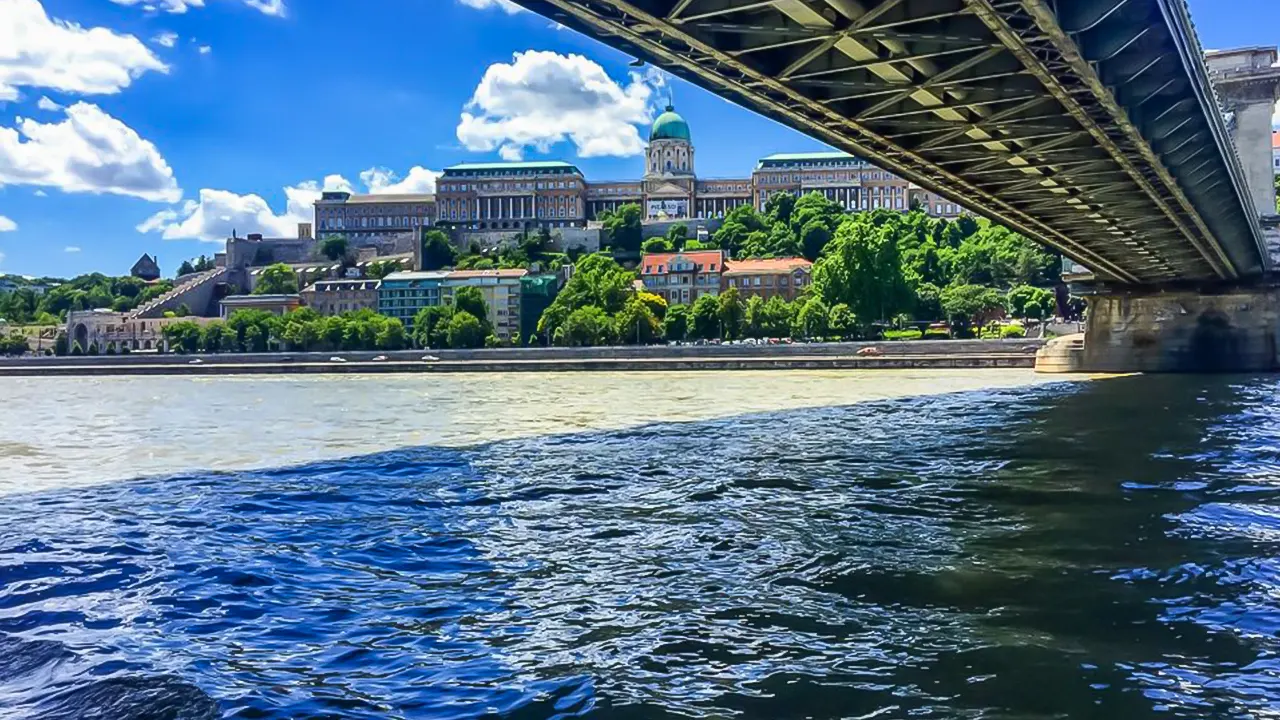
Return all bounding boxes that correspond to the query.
[0,339,1043,376]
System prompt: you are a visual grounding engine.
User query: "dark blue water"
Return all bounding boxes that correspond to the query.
[3,375,1280,719]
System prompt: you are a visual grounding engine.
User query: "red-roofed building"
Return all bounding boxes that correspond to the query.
[640,250,725,305]
[722,257,813,302]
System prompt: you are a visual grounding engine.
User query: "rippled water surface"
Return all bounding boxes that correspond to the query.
[3,371,1280,719]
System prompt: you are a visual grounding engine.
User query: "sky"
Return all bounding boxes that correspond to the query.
[0,0,1276,278]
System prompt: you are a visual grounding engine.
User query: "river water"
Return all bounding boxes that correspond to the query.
[2,370,1279,719]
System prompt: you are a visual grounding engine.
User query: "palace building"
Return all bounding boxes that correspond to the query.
[433,105,962,233]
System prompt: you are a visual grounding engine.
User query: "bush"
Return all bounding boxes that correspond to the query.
[923,329,950,340]
[105,345,117,355]
[1000,324,1027,339]
[883,328,923,341]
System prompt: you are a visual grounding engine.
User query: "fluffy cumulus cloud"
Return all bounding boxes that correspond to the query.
[107,0,285,16]
[138,168,438,243]
[0,216,15,233]
[457,51,662,161]
[153,31,178,48]
[457,0,524,13]
[0,0,168,102]
[359,166,440,195]
[36,96,60,111]
[0,102,181,202]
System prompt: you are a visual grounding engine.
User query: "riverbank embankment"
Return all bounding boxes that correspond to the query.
[0,339,1043,376]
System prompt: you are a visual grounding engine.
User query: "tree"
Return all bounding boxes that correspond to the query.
[637,291,668,320]
[177,260,196,276]
[663,304,689,342]
[602,204,643,254]
[713,205,768,257]
[54,332,68,356]
[941,284,1005,337]
[642,237,673,254]
[743,295,766,338]
[375,317,407,350]
[795,298,830,340]
[174,303,191,317]
[320,236,349,262]
[913,282,944,321]
[161,320,203,354]
[664,223,689,251]
[412,305,454,349]
[762,295,794,338]
[537,254,633,339]
[366,260,400,279]
[200,321,235,353]
[421,229,459,271]
[799,220,832,261]
[765,191,796,227]
[812,216,912,329]
[829,303,856,339]
[1007,284,1056,322]
[452,286,492,336]
[690,294,721,340]
[253,263,299,295]
[561,306,614,346]
[717,287,745,340]
[615,295,661,344]
[446,311,485,349]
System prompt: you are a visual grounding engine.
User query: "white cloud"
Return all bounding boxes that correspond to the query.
[32,189,46,197]
[36,96,60,111]
[0,216,15,233]
[457,0,524,13]
[138,167,440,243]
[107,0,285,16]
[0,102,181,203]
[359,166,439,194]
[456,51,663,160]
[153,31,178,48]
[0,0,168,102]
[63,245,80,253]
[198,45,212,55]
[138,176,351,243]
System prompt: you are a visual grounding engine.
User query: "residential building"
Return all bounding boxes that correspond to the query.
[1273,130,1279,173]
[300,279,381,316]
[313,192,436,243]
[377,271,449,327]
[220,294,303,319]
[442,269,528,340]
[131,253,161,281]
[722,258,813,302]
[639,250,726,305]
[436,161,587,231]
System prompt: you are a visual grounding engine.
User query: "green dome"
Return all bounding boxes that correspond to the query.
[650,105,691,142]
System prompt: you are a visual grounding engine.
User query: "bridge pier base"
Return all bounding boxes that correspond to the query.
[1036,288,1280,373]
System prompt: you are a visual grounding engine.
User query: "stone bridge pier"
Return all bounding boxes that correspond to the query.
[1039,47,1280,374]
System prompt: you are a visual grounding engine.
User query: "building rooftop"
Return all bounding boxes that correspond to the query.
[445,269,529,280]
[344,193,435,204]
[650,105,691,142]
[382,271,451,282]
[1273,130,1280,150]
[443,160,580,173]
[222,294,302,304]
[758,151,857,163]
[302,279,382,292]
[641,250,725,274]
[723,257,813,274]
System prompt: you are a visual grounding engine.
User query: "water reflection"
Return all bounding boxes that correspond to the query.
[0,375,1278,719]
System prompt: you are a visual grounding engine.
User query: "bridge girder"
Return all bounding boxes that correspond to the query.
[512,0,1269,284]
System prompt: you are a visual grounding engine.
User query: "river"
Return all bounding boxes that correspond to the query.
[1,370,1279,719]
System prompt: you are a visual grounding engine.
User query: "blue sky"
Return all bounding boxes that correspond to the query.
[0,0,1274,277]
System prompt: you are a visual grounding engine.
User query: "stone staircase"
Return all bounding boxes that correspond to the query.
[130,267,227,319]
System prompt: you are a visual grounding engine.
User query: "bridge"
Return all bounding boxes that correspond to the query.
[512,0,1280,371]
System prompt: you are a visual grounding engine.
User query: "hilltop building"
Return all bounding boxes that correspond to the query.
[432,104,962,236]
[130,254,161,281]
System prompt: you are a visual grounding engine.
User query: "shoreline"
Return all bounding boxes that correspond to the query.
[0,339,1042,376]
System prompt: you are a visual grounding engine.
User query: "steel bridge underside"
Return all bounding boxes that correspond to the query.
[512,0,1268,285]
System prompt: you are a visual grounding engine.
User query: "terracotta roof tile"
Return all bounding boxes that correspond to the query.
[641,250,725,274]
[723,257,813,275]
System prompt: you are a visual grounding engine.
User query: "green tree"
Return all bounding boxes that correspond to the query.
[799,220,832,261]
[615,295,661,344]
[641,237,673,254]
[177,260,196,276]
[319,236,349,261]
[161,320,203,354]
[913,281,944,321]
[762,295,794,338]
[200,321,235,353]
[743,295,766,338]
[412,305,455,349]
[794,297,830,340]
[828,302,856,340]
[665,223,689,251]
[941,284,1005,338]
[451,286,492,336]
[446,311,486,348]
[366,260,400,279]
[375,317,407,350]
[713,205,768,257]
[561,306,614,346]
[764,191,796,227]
[602,204,644,254]
[537,254,633,339]
[253,263,299,295]
[421,229,459,271]
[717,287,745,340]
[637,290,668,320]
[1007,284,1056,322]
[663,304,689,341]
[690,293,721,340]
[812,216,912,329]
[54,332,68,356]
